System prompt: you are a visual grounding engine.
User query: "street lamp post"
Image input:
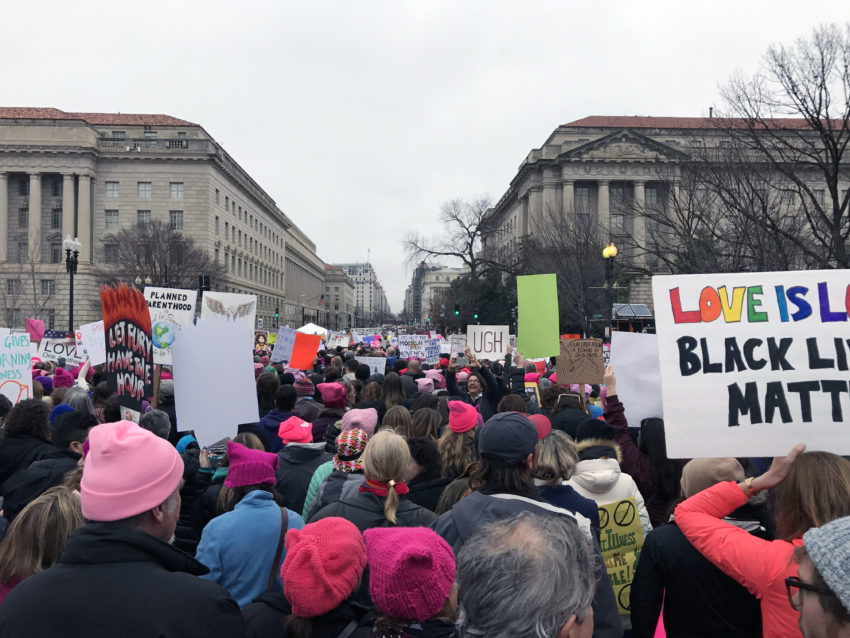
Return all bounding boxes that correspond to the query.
[602,242,618,340]
[63,235,81,333]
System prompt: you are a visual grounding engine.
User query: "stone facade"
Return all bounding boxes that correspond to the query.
[323,265,355,330]
[0,108,325,330]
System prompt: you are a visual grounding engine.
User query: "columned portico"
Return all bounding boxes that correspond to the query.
[62,174,75,245]
[562,179,574,213]
[28,173,41,258]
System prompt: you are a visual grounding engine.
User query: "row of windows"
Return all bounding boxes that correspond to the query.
[105,181,183,199]
[6,279,55,296]
[215,217,282,268]
[3,309,56,330]
[214,189,283,248]
[9,239,67,264]
[13,208,64,229]
[14,180,65,197]
[109,130,187,140]
[103,209,183,230]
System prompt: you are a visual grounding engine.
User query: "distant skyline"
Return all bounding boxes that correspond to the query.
[3,1,848,311]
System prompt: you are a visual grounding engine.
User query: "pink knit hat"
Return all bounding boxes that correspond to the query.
[416,378,434,394]
[81,421,183,521]
[448,401,477,433]
[253,363,265,379]
[457,371,470,383]
[53,367,75,389]
[282,517,367,618]
[364,527,456,622]
[424,369,445,389]
[278,416,313,444]
[318,382,347,408]
[224,441,279,488]
[340,408,378,437]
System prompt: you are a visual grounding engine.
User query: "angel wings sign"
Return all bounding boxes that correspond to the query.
[200,291,257,327]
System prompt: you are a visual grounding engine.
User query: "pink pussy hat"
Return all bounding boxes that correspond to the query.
[81,420,183,522]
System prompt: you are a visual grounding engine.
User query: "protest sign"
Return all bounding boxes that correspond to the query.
[200,291,257,327]
[74,329,86,359]
[270,326,297,363]
[653,270,850,457]
[78,321,106,366]
[0,329,33,404]
[37,332,85,368]
[397,335,429,359]
[603,342,611,366]
[289,333,321,369]
[268,332,277,345]
[517,274,560,358]
[598,497,644,615]
[610,332,662,426]
[556,338,604,385]
[254,331,269,350]
[524,382,541,411]
[172,319,258,447]
[25,318,45,343]
[327,332,350,349]
[358,356,387,377]
[101,284,153,420]
[143,287,197,365]
[350,331,361,344]
[467,325,510,358]
[449,334,466,357]
[424,338,441,364]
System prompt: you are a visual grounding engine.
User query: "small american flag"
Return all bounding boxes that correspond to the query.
[43,330,73,339]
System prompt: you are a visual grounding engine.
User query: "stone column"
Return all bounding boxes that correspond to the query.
[633,180,646,267]
[520,197,529,236]
[28,173,42,260]
[562,179,575,214]
[0,173,7,262]
[62,174,75,245]
[597,179,610,237]
[78,175,92,262]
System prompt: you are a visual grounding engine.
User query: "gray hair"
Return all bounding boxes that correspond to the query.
[63,387,95,416]
[457,512,595,638]
[139,409,171,440]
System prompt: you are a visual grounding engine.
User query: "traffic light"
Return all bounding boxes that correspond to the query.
[275,308,280,318]
[427,316,431,323]
[473,311,479,319]
[454,304,460,316]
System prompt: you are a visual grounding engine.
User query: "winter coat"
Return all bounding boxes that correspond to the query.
[256,409,294,453]
[293,397,320,423]
[244,595,372,638]
[444,366,499,422]
[242,591,292,638]
[401,370,425,398]
[550,408,596,439]
[407,475,453,513]
[0,523,245,638]
[312,407,346,443]
[675,480,803,638]
[306,470,365,521]
[191,467,226,536]
[311,490,437,532]
[630,519,763,638]
[302,460,334,519]
[196,490,305,607]
[371,618,458,637]
[536,482,601,537]
[1,452,78,522]
[432,490,622,638]
[0,433,61,491]
[274,443,333,515]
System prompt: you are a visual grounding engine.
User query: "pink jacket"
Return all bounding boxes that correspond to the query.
[675,481,802,638]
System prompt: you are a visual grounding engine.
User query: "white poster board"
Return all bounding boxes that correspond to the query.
[37,337,85,367]
[610,332,662,427]
[171,319,259,447]
[653,270,850,457]
[358,356,387,377]
[327,333,350,349]
[270,326,297,363]
[78,321,106,366]
[467,325,510,358]
[200,291,257,328]
[144,287,198,365]
[449,334,466,356]
[397,335,439,359]
[0,329,33,404]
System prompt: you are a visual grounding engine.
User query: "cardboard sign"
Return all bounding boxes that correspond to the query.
[78,321,106,366]
[597,497,645,615]
[101,284,153,416]
[653,270,850,457]
[358,356,388,377]
[467,325,510,358]
[557,338,604,385]
[449,334,466,357]
[610,332,662,426]
[289,333,321,370]
[200,291,257,327]
[37,335,85,368]
[172,319,258,447]
[254,331,269,350]
[144,287,197,365]
[270,326,297,363]
[0,329,33,404]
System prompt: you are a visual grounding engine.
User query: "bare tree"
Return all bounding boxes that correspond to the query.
[97,220,224,289]
[0,230,62,328]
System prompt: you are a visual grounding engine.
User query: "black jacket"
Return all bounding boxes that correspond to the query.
[550,408,596,439]
[630,521,762,638]
[312,490,437,532]
[444,367,499,422]
[0,523,245,638]
[1,452,79,521]
[275,443,333,514]
[243,594,372,638]
[312,407,345,443]
[407,475,453,513]
[0,433,61,491]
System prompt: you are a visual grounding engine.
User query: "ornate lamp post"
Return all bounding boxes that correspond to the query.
[63,235,81,333]
[602,242,618,339]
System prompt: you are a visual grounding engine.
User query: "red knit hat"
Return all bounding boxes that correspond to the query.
[448,400,477,433]
[224,441,279,488]
[317,382,347,408]
[278,416,313,444]
[282,517,366,618]
[364,527,456,622]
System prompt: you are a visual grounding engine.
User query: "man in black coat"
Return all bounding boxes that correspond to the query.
[275,416,333,514]
[0,420,245,638]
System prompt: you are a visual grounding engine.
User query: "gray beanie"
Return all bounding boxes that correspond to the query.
[803,515,850,615]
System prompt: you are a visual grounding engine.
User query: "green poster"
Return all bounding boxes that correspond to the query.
[516,274,560,358]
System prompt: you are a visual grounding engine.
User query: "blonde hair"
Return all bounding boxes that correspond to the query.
[0,486,83,584]
[438,428,477,479]
[534,431,578,484]
[361,430,412,524]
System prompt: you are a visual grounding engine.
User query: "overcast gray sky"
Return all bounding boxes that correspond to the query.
[3,1,848,311]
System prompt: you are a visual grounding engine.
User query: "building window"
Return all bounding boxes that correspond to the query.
[215,189,220,204]
[47,309,56,330]
[105,210,119,230]
[646,186,659,207]
[215,248,220,265]
[144,130,157,140]
[170,182,184,198]
[51,208,62,229]
[225,195,229,210]
[575,186,590,212]
[104,244,118,264]
[41,280,55,296]
[138,182,151,198]
[610,214,626,234]
[51,180,61,197]
[813,189,825,205]
[18,180,29,196]
[137,210,151,225]
[18,208,28,227]
[7,279,20,296]
[169,210,184,230]
[232,201,236,214]
[215,216,220,235]
[112,131,125,140]
[50,242,62,264]
[16,241,27,263]
[106,181,120,197]
[177,131,187,139]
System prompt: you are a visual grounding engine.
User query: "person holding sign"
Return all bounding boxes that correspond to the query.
[674,444,850,638]
[445,347,500,422]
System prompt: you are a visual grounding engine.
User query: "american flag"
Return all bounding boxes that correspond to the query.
[43,330,73,339]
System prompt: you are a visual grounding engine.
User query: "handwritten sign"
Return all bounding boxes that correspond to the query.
[653,270,850,457]
[467,325,510,358]
[598,497,644,615]
[144,287,197,365]
[358,356,387,377]
[78,321,106,366]
[556,338,603,385]
[0,329,33,404]
[37,336,85,368]
[270,326,297,363]
[449,334,466,356]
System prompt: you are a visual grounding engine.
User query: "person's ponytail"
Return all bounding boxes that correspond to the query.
[384,479,400,524]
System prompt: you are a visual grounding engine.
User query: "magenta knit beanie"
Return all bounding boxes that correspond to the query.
[282,517,366,618]
[53,367,75,388]
[364,527,456,622]
[224,441,279,488]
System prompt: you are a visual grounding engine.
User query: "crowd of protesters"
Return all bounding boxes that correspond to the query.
[0,337,848,638]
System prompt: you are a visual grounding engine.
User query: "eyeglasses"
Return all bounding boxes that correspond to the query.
[785,576,835,610]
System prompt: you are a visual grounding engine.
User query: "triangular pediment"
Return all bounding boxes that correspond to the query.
[560,130,688,162]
